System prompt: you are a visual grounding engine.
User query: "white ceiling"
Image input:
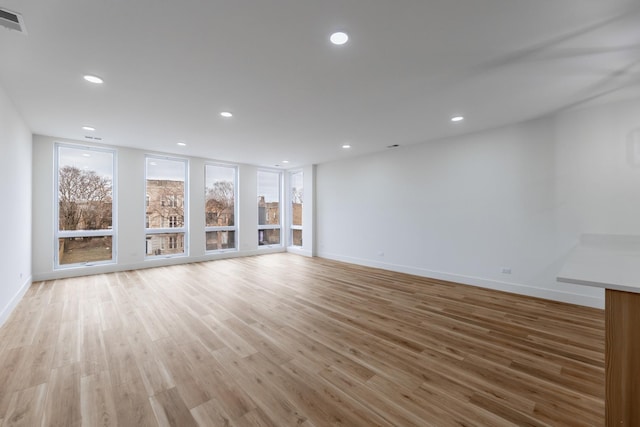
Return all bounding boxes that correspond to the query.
[1,0,640,168]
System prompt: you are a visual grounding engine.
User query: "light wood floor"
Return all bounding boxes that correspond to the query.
[0,254,605,426]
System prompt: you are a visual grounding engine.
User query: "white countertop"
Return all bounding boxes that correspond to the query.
[557,234,640,294]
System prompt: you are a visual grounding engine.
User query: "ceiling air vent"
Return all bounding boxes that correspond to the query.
[0,8,27,34]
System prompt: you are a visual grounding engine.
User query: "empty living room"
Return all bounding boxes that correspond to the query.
[1,1,640,426]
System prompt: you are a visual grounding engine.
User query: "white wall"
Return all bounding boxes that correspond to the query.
[0,85,32,325]
[316,97,640,308]
[32,135,286,280]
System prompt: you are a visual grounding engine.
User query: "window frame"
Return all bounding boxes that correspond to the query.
[54,142,117,269]
[204,162,238,253]
[257,169,282,247]
[144,155,189,259]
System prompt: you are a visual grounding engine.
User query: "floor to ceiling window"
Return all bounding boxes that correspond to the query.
[257,170,282,246]
[55,143,116,267]
[145,156,188,257]
[205,163,237,251]
[289,170,303,247]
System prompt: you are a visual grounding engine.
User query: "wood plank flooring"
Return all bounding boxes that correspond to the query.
[0,254,605,426]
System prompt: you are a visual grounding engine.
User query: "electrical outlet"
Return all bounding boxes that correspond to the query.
[501,267,512,274]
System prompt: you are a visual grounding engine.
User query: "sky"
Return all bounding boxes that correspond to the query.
[290,170,303,191]
[59,146,113,178]
[257,170,280,202]
[146,157,186,181]
[60,147,283,201]
[205,164,235,189]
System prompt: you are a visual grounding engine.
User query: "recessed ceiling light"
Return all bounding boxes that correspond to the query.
[342,144,351,149]
[282,160,289,164]
[451,116,464,122]
[82,153,91,157]
[330,32,349,45]
[220,111,233,118]
[177,142,187,146]
[82,126,95,131]
[83,75,104,84]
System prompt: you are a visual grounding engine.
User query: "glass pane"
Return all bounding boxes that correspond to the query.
[58,236,113,265]
[146,157,186,230]
[58,147,113,231]
[258,229,281,245]
[205,165,235,227]
[291,171,303,227]
[206,230,236,251]
[292,229,303,247]
[257,170,280,226]
[145,233,185,256]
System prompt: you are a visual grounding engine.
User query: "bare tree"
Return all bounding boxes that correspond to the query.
[206,180,234,226]
[292,187,303,204]
[58,166,112,230]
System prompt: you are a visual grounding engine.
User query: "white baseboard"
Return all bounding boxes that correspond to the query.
[286,246,313,257]
[31,249,605,309]
[32,247,286,281]
[318,252,604,309]
[0,275,32,327]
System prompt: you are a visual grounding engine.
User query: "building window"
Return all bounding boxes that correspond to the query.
[205,164,237,251]
[257,170,281,246]
[289,170,303,247]
[55,144,116,267]
[145,156,187,257]
[167,195,178,208]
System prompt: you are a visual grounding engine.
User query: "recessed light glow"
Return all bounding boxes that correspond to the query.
[451,116,464,122]
[82,153,91,157]
[342,144,351,149]
[83,75,104,84]
[330,32,349,45]
[282,160,289,164]
[177,142,187,146]
[82,126,95,131]
[220,111,233,118]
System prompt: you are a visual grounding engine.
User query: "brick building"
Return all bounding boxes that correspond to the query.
[145,179,185,255]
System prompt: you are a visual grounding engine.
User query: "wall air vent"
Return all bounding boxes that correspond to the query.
[0,8,27,34]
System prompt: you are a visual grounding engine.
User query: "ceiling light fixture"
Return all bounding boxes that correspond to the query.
[451,115,464,122]
[177,142,187,146]
[342,144,351,149]
[330,32,349,45]
[83,75,104,84]
[282,160,289,164]
[220,111,233,118]
[82,126,96,131]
